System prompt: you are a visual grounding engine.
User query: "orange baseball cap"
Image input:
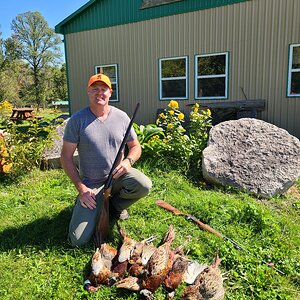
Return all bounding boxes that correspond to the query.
[87,74,112,89]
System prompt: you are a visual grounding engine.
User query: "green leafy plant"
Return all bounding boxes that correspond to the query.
[155,100,193,173]
[188,102,212,174]
[0,119,55,179]
[0,130,13,173]
[136,100,212,178]
[133,123,165,155]
[0,100,13,125]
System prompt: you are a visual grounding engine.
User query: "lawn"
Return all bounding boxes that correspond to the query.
[0,165,299,299]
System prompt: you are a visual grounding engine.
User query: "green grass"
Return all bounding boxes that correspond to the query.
[0,166,299,299]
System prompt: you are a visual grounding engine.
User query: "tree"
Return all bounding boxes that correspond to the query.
[11,11,62,108]
[0,31,23,104]
[51,64,68,101]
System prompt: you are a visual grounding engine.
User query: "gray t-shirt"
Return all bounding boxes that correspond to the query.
[63,106,137,182]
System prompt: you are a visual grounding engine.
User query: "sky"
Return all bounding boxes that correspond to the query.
[0,0,88,56]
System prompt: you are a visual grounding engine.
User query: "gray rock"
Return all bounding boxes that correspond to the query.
[202,118,300,198]
[42,118,78,169]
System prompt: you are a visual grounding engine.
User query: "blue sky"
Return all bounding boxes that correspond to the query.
[0,0,88,56]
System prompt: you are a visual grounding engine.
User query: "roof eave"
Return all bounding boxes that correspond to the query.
[55,0,98,34]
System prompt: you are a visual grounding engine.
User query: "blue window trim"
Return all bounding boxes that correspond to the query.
[287,43,300,98]
[194,52,229,100]
[159,55,189,101]
[94,63,119,102]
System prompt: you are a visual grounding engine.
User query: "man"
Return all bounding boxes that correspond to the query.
[61,73,152,247]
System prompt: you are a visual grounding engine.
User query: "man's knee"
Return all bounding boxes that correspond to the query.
[68,231,91,247]
[68,221,93,247]
[139,176,152,197]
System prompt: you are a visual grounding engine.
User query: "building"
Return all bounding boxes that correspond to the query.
[55,0,300,138]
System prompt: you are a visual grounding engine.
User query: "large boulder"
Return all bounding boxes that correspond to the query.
[202,118,300,198]
[42,117,78,169]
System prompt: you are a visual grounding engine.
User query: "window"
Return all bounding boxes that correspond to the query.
[95,64,119,102]
[195,52,229,99]
[140,0,182,9]
[159,56,188,100]
[287,44,300,97]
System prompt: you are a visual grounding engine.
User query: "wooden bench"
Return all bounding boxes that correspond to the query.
[9,117,19,121]
[27,116,44,120]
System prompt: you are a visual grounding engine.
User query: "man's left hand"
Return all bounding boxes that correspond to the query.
[112,159,131,179]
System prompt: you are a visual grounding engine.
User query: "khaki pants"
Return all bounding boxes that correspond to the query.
[68,168,152,247]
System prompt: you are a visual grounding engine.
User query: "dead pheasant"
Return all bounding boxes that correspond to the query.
[183,259,208,285]
[109,226,137,279]
[127,241,145,276]
[141,225,176,293]
[84,243,118,292]
[118,226,137,263]
[128,235,157,277]
[182,255,224,300]
[164,237,207,300]
[164,248,190,299]
[115,277,156,300]
[141,242,157,266]
[115,275,141,291]
[115,226,176,297]
[112,226,156,279]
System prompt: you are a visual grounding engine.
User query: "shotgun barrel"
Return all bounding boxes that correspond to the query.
[93,103,140,247]
[104,103,140,190]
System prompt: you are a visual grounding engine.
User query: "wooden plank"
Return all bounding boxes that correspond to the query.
[187,99,266,110]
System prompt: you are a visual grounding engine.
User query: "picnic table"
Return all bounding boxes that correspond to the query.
[10,108,43,122]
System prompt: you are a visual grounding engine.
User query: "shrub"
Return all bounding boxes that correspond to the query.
[133,123,165,157]
[0,100,13,125]
[155,100,193,173]
[136,100,212,178]
[0,120,55,180]
[0,130,13,173]
[189,103,212,172]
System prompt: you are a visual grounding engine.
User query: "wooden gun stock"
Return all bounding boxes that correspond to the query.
[93,103,140,247]
[156,199,224,238]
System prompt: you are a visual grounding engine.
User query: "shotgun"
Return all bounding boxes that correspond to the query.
[156,199,284,275]
[93,103,140,247]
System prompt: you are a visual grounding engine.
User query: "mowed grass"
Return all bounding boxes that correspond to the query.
[0,165,299,299]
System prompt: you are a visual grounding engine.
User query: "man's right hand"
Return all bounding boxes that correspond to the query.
[78,187,97,209]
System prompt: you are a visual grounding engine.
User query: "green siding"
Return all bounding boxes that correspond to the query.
[55,0,249,34]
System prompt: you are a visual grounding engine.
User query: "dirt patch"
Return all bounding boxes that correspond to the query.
[286,185,300,200]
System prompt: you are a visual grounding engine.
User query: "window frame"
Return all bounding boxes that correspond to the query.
[287,43,300,97]
[195,52,229,100]
[159,56,188,101]
[95,64,119,102]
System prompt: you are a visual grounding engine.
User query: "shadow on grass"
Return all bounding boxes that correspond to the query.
[0,207,73,251]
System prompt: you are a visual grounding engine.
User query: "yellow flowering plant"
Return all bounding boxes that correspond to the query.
[0,100,13,124]
[136,100,212,177]
[0,130,13,174]
[155,100,193,172]
[188,103,212,173]
[133,123,166,157]
[0,119,56,180]
[0,100,13,114]
[168,100,179,109]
